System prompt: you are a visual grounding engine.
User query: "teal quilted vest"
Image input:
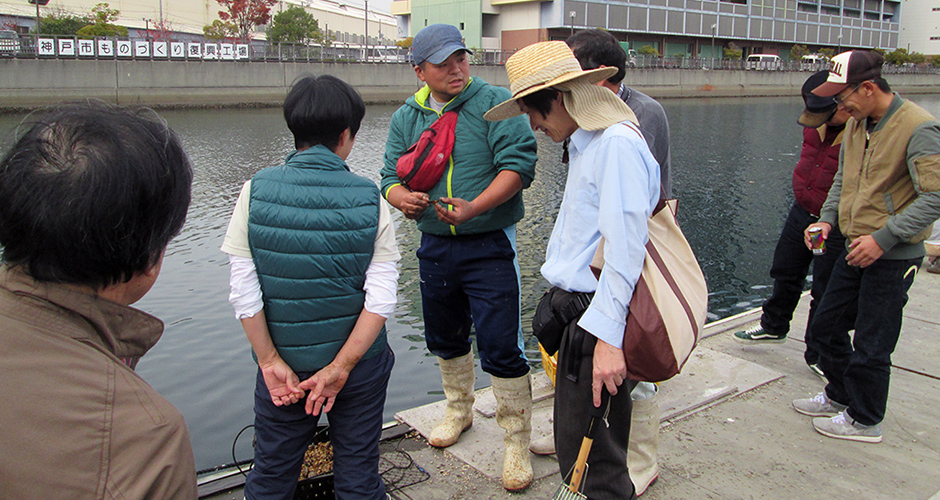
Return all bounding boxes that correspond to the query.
[248,145,386,372]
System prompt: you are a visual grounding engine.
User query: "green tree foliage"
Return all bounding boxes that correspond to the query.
[35,10,87,35]
[884,48,909,65]
[76,3,128,38]
[396,37,413,49]
[266,6,325,45]
[203,19,238,40]
[637,45,659,56]
[216,0,277,41]
[929,55,940,68]
[818,47,835,58]
[790,44,809,60]
[723,42,742,60]
[908,51,927,64]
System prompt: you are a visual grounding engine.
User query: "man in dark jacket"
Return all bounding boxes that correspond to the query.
[0,103,196,499]
[733,71,850,378]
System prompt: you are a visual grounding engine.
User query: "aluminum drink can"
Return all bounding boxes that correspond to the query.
[809,227,825,255]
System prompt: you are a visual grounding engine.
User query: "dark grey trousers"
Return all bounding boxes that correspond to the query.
[554,323,637,500]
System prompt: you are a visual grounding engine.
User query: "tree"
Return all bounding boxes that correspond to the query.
[789,44,809,60]
[34,9,87,35]
[396,37,413,49]
[884,48,909,65]
[203,19,238,40]
[637,45,659,56]
[76,3,128,38]
[723,42,742,60]
[267,5,326,45]
[216,0,277,41]
[818,47,835,58]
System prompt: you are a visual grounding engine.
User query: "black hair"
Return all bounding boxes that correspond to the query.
[0,102,193,288]
[871,77,891,93]
[283,75,366,151]
[566,29,626,85]
[520,88,561,119]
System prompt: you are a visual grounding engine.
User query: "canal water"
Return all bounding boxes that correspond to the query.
[2,94,939,470]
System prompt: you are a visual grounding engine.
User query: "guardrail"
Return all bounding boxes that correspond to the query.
[2,34,938,74]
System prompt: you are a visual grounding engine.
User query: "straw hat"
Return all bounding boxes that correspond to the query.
[483,41,617,122]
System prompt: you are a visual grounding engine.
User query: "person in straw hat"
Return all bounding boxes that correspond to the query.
[485,40,660,500]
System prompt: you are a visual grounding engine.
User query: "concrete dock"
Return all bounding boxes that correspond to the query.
[203,265,940,500]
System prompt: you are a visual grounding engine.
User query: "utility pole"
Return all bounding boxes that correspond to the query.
[29,0,52,34]
[711,23,716,68]
[364,0,369,61]
[569,10,576,36]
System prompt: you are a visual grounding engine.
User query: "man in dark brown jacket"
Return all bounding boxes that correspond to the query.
[0,103,197,499]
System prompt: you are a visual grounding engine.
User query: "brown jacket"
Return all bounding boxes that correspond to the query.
[0,267,197,500]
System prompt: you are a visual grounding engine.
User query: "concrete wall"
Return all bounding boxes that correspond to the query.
[1,58,939,110]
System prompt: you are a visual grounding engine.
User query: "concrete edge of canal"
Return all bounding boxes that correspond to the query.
[2,59,940,111]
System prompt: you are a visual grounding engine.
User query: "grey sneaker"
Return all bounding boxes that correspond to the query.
[813,411,882,443]
[793,392,847,417]
[732,324,787,344]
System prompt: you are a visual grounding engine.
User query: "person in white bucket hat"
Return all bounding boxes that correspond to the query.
[486,40,660,500]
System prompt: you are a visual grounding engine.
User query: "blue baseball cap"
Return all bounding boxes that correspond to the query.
[412,24,472,66]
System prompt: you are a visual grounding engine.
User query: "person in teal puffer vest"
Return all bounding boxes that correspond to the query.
[380,24,538,491]
[222,75,401,500]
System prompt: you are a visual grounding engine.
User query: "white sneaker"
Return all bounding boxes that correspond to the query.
[792,392,847,417]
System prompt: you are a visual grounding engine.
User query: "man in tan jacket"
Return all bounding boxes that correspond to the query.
[794,50,940,443]
[0,103,197,499]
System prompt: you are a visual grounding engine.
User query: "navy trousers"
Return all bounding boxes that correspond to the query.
[760,203,846,364]
[245,346,394,500]
[417,228,529,379]
[812,255,920,425]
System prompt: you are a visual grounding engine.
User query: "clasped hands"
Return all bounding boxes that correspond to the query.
[259,357,349,416]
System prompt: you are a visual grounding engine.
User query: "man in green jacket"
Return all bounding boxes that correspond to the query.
[380,23,538,490]
[794,50,940,443]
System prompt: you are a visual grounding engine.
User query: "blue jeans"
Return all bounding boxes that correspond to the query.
[760,203,846,364]
[417,228,529,379]
[811,255,920,426]
[245,346,394,500]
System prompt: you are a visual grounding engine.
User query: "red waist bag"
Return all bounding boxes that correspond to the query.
[396,109,460,192]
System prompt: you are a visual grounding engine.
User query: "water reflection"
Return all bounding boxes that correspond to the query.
[3,94,939,470]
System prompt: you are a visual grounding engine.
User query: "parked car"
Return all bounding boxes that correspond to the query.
[800,54,829,71]
[627,48,638,68]
[0,30,19,57]
[745,53,782,70]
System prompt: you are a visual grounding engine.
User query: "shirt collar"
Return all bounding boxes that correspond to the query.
[568,127,598,158]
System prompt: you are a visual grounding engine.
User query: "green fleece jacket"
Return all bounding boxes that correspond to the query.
[381,77,537,236]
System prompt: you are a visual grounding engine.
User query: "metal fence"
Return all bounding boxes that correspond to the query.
[2,34,939,74]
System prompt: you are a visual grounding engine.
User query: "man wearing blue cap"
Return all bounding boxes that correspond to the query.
[380,24,538,490]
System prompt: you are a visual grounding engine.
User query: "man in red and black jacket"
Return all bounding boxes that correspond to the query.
[733,71,850,377]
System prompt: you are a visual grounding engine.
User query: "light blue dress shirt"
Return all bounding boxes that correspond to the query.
[541,122,660,349]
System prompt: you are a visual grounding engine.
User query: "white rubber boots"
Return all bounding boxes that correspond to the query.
[492,374,534,491]
[628,382,661,496]
[429,353,533,491]
[428,353,475,448]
